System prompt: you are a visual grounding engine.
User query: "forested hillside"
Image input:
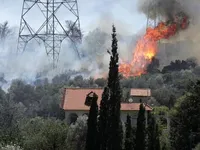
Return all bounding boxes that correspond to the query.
[1,27,200,149]
[1,56,198,119]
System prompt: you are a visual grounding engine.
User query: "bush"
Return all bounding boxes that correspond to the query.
[66,115,88,150]
[195,143,200,150]
[0,144,22,150]
[20,117,68,150]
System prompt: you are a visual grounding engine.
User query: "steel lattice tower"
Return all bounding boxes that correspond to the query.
[17,0,82,67]
[146,0,160,30]
[146,0,163,52]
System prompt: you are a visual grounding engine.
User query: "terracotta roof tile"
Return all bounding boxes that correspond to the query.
[61,88,152,111]
[130,88,151,97]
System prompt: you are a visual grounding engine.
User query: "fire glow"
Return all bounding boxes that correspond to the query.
[119,12,189,77]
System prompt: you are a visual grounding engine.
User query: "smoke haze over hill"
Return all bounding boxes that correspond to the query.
[0,0,200,89]
[0,16,137,89]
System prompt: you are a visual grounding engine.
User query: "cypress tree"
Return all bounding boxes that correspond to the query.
[106,25,123,150]
[155,124,161,150]
[85,93,98,150]
[132,126,137,149]
[147,112,160,150]
[124,114,134,150]
[97,87,109,150]
[135,103,146,150]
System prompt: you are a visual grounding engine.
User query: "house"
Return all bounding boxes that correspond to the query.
[61,88,153,125]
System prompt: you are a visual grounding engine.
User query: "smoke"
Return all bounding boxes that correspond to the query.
[137,0,200,27]
[0,28,50,89]
[0,0,147,87]
[137,0,200,66]
[138,0,184,20]
[2,0,200,87]
[0,12,136,90]
[76,14,135,78]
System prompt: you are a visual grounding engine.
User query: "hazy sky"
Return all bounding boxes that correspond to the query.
[0,0,147,35]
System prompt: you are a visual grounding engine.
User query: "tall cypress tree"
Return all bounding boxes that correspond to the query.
[155,124,160,150]
[106,25,123,150]
[85,94,98,150]
[125,114,134,150]
[97,87,109,150]
[147,112,160,150]
[135,103,146,150]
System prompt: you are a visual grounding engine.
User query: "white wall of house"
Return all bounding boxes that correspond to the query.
[65,110,149,126]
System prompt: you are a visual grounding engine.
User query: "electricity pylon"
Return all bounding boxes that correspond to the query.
[17,0,82,68]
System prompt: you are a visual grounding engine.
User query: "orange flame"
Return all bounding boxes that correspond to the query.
[119,14,189,78]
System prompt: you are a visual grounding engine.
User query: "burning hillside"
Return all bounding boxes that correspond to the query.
[119,12,189,77]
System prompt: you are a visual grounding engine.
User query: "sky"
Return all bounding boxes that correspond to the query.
[0,0,147,35]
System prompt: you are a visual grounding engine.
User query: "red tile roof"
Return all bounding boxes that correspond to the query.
[61,88,152,111]
[130,88,151,97]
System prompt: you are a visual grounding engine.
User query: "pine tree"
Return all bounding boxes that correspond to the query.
[97,87,109,150]
[124,114,134,150]
[135,103,146,150]
[106,25,123,150]
[147,112,160,150]
[85,93,98,150]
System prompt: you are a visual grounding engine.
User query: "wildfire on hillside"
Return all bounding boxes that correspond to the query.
[119,12,189,78]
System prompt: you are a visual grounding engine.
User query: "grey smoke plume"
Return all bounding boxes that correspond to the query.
[0,14,135,90]
[138,0,183,20]
[57,13,136,79]
[2,0,200,86]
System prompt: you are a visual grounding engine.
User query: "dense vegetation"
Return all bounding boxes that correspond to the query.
[0,26,200,149]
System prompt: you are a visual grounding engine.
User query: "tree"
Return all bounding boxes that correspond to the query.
[97,87,109,150]
[124,114,134,150]
[147,57,160,74]
[106,25,123,150]
[147,112,160,150]
[65,20,82,43]
[195,143,200,150]
[170,80,200,150]
[162,58,197,73]
[8,79,35,108]
[97,25,123,150]
[83,28,108,57]
[0,145,22,150]
[135,103,146,150]
[66,115,88,150]
[0,21,12,43]
[0,88,25,146]
[152,87,174,106]
[20,117,68,150]
[168,95,175,110]
[85,93,98,150]
[155,124,161,150]
[94,78,106,87]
